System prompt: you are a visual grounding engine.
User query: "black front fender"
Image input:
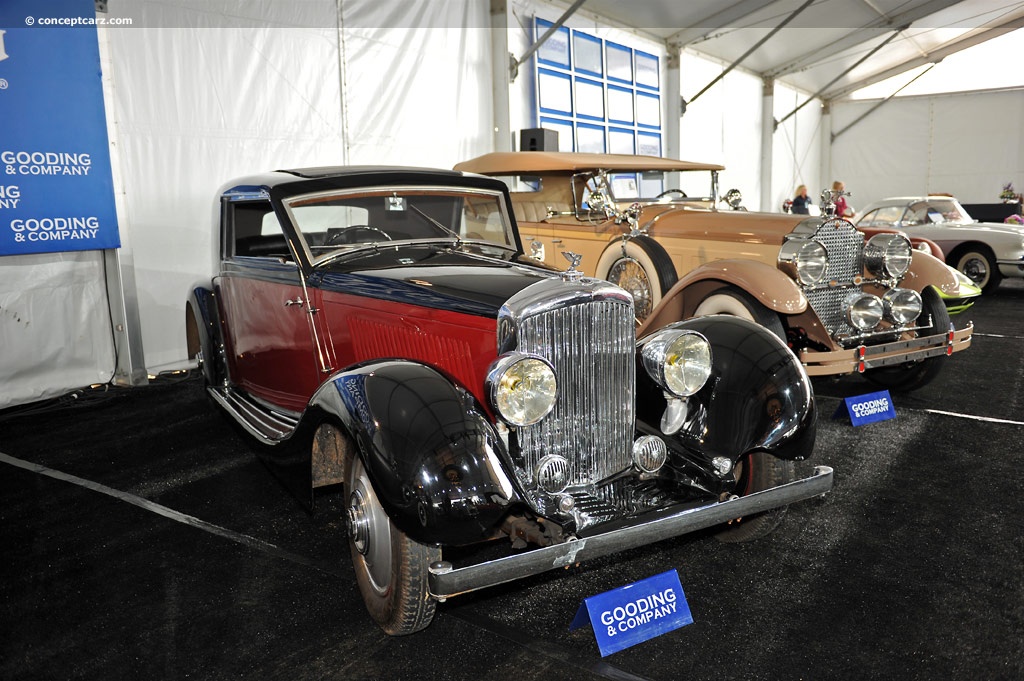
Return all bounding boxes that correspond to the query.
[309,360,522,546]
[637,315,817,467]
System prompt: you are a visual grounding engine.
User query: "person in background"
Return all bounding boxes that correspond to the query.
[791,184,811,214]
[832,180,854,218]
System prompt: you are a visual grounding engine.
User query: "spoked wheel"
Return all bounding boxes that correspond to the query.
[716,452,795,543]
[344,444,440,635]
[596,236,677,322]
[865,286,950,392]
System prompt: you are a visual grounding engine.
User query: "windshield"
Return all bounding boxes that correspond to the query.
[907,198,973,226]
[602,170,714,202]
[283,186,516,263]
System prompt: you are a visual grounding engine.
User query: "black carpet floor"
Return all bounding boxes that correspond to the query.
[2,280,1022,681]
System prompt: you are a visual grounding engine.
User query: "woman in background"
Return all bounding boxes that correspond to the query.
[832,180,854,218]
[791,184,811,214]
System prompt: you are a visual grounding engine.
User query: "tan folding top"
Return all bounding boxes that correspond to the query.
[454,151,725,175]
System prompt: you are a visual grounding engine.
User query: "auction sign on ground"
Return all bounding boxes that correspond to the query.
[0,0,120,256]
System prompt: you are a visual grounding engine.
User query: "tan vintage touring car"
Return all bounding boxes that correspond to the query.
[455,151,978,391]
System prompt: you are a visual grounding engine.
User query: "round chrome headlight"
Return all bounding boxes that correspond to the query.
[486,353,557,427]
[844,292,884,331]
[779,237,828,286]
[641,329,712,398]
[883,288,923,324]
[864,233,913,279]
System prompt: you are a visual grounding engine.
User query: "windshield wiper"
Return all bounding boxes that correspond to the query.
[410,205,461,247]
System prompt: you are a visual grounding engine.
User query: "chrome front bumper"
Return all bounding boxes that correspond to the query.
[427,465,834,600]
[800,324,972,377]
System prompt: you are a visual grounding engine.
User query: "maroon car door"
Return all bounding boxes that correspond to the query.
[217,260,324,413]
[216,198,325,413]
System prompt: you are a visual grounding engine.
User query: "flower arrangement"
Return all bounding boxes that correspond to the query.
[1005,214,1024,226]
[1000,182,1021,203]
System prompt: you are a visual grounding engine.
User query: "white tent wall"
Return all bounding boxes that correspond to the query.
[340,3,493,167]
[0,252,117,409]
[678,51,765,207]
[1,0,494,409]
[772,82,824,214]
[830,88,1024,212]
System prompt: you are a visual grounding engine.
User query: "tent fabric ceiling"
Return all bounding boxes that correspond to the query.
[557,0,1024,101]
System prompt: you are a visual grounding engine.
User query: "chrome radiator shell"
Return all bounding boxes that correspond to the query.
[789,218,865,339]
[497,277,636,516]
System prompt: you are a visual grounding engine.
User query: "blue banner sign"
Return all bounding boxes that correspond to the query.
[0,0,120,256]
[841,389,897,426]
[570,569,693,656]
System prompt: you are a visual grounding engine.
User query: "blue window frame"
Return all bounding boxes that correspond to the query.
[532,19,661,154]
[538,68,572,116]
[606,42,633,84]
[536,19,570,68]
[574,76,605,120]
[576,122,606,153]
[636,91,661,129]
[636,50,659,90]
[608,127,635,155]
[573,32,603,77]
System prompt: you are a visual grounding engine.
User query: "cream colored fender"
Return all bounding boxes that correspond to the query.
[640,259,806,336]
[901,250,961,296]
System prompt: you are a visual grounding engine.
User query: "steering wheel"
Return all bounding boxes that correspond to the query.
[325,225,393,245]
[656,189,687,199]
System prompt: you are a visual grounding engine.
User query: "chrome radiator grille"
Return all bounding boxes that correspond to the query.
[803,219,864,337]
[511,291,635,491]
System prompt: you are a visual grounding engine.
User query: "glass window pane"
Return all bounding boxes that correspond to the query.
[573,32,602,76]
[609,128,635,154]
[607,85,634,123]
[636,51,659,89]
[577,124,606,153]
[637,92,660,127]
[637,132,661,156]
[536,19,570,67]
[538,69,572,115]
[607,42,632,83]
[575,77,604,119]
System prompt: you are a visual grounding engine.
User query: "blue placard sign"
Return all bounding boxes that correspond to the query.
[570,569,693,656]
[0,0,120,256]
[838,389,896,426]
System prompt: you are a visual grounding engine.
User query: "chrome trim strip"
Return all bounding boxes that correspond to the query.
[427,466,834,599]
[207,387,299,444]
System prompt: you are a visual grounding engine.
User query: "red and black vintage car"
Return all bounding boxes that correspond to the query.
[186,166,832,634]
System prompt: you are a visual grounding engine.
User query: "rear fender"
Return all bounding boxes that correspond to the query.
[639,259,806,336]
[186,284,221,386]
[307,360,522,546]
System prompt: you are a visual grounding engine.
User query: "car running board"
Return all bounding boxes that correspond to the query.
[207,387,299,444]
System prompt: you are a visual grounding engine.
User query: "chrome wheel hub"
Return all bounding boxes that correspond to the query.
[347,490,370,555]
[346,457,393,595]
[961,257,987,284]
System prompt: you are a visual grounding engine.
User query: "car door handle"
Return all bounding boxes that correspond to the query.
[284,297,304,307]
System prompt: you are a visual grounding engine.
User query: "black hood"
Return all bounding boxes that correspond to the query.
[311,243,560,318]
